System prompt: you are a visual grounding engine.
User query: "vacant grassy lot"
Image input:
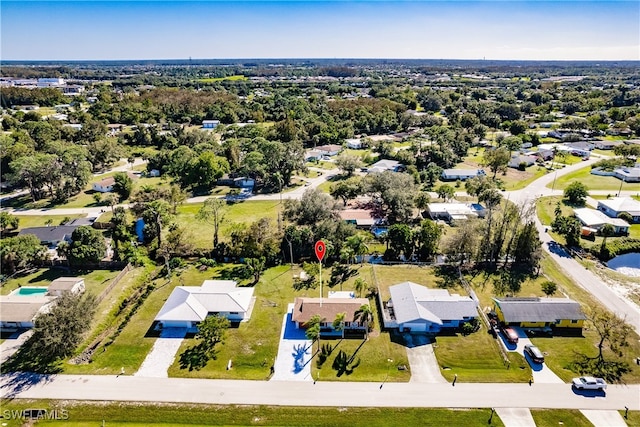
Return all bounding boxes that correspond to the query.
[530,409,593,427]
[175,200,280,249]
[548,165,625,191]
[1,268,121,296]
[0,400,504,427]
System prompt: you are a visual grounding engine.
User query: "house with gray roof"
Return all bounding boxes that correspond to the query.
[492,297,586,330]
[384,282,478,333]
[17,225,78,248]
[154,280,256,330]
[0,295,56,331]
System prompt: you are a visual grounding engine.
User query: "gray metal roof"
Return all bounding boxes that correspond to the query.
[493,297,586,323]
[389,282,478,325]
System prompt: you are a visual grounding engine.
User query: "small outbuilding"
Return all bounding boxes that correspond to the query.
[47,277,86,296]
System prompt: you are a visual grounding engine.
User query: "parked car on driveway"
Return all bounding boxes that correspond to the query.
[501,326,519,344]
[524,344,544,363]
[572,376,607,391]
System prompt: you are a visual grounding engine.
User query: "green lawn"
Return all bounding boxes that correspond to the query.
[1,400,504,427]
[467,253,640,383]
[175,200,280,250]
[1,268,121,296]
[434,330,531,383]
[536,196,586,226]
[166,264,406,382]
[548,165,626,191]
[530,409,593,427]
[63,267,169,375]
[312,332,411,382]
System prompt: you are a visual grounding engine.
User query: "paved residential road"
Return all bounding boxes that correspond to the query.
[1,373,638,410]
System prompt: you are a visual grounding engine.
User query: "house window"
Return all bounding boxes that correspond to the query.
[571,319,579,324]
[344,322,351,327]
[230,312,239,315]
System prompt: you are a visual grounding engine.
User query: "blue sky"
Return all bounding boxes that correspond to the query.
[2,1,638,60]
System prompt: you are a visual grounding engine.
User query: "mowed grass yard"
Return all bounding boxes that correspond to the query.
[167,264,410,382]
[530,409,594,427]
[548,165,626,191]
[0,400,504,427]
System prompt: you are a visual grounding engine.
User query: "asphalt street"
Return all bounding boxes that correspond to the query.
[1,373,638,410]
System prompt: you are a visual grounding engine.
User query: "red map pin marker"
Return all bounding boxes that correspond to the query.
[314,240,326,261]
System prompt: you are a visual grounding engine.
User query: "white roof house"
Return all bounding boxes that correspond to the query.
[345,138,363,149]
[155,280,256,329]
[385,282,478,333]
[441,169,486,181]
[366,159,402,174]
[574,208,630,234]
[613,164,640,183]
[427,202,485,221]
[597,197,640,223]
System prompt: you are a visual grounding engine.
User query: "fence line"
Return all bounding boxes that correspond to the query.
[96,263,132,303]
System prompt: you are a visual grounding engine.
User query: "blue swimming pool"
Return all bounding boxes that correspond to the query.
[12,287,48,296]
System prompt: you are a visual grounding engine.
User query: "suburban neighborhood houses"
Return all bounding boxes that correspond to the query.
[1,56,639,427]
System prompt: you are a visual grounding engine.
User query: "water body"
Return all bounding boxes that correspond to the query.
[607,253,640,277]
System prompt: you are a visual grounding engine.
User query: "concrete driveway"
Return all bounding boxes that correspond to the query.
[403,334,447,383]
[497,327,563,384]
[0,330,32,365]
[580,410,628,427]
[270,304,313,382]
[134,327,187,378]
[495,408,536,427]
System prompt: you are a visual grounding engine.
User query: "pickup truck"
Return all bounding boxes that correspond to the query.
[571,376,607,391]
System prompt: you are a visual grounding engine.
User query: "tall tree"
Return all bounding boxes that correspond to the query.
[112,172,133,200]
[197,197,226,250]
[197,315,230,360]
[415,219,442,261]
[482,147,510,178]
[0,234,47,274]
[333,312,346,339]
[0,212,19,235]
[58,226,106,266]
[354,304,373,339]
[564,182,589,206]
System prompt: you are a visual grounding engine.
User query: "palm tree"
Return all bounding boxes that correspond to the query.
[354,304,374,339]
[333,312,346,339]
[346,234,369,265]
[354,278,368,298]
[306,314,322,352]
